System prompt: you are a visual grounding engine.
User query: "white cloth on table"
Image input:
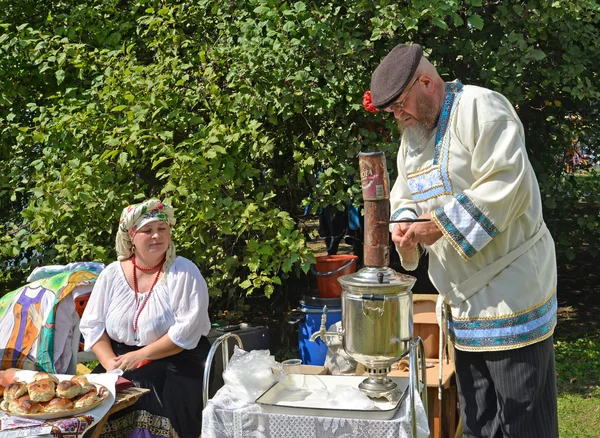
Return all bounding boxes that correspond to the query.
[80,256,210,349]
[0,370,119,438]
[202,383,429,438]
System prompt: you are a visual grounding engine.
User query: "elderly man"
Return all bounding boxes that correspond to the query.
[370,43,558,437]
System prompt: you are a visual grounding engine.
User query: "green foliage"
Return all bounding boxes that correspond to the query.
[1,0,599,303]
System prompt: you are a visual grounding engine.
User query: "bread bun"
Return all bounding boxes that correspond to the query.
[56,381,81,399]
[70,375,92,394]
[33,378,56,389]
[42,397,74,413]
[0,385,4,397]
[4,381,27,401]
[73,389,99,408]
[9,395,42,415]
[32,372,59,384]
[27,381,55,402]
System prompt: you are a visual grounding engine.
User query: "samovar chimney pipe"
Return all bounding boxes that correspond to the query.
[359,151,390,268]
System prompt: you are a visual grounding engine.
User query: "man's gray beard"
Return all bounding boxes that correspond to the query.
[398,94,438,154]
[402,124,435,154]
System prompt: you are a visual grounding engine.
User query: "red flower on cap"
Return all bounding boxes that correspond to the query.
[362,91,379,114]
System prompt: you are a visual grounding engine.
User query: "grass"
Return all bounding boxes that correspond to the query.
[555,330,600,437]
[554,256,600,437]
[558,393,600,438]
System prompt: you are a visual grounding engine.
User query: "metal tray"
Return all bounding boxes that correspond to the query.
[255,374,409,420]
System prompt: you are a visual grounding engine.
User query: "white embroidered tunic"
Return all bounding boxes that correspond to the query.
[390,81,557,351]
[80,256,211,350]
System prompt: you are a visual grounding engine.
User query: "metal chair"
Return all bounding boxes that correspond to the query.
[202,333,244,407]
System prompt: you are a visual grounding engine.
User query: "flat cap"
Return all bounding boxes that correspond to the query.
[370,44,423,110]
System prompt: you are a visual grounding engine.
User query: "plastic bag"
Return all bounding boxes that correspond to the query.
[221,346,280,403]
[324,322,358,375]
[327,385,374,410]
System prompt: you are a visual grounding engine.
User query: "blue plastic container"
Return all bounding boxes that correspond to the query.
[295,296,342,366]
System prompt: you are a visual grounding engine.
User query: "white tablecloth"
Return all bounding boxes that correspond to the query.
[0,370,119,438]
[202,386,429,438]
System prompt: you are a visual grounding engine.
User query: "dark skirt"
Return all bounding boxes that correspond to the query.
[93,336,211,438]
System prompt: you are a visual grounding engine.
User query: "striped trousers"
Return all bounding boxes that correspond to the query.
[454,336,558,438]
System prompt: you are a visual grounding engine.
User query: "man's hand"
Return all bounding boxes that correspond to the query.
[391,221,411,246]
[397,212,443,249]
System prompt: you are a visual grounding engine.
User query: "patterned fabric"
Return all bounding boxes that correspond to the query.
[406,81,463,203]
[115,199,177,274]
[0,414,94,438]
[202,394,429,438]
[389,208,425,270]
[50,415,95,438]
[27,262,105,283]
[450,291,557,350]
[0,270,98,372]
[99,410,175,438]
[389,207,418,227]
[389,81,557,352]
[433,193,500,260]
[91,337,209,438]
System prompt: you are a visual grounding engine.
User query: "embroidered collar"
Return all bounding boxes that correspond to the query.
[405,80,463,161]
[433,80,463,165]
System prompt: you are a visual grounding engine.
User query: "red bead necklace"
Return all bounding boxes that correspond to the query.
[132,254,165,338]
[133,254,165,272]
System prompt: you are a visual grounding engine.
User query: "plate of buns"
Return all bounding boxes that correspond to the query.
[0,372,110,420]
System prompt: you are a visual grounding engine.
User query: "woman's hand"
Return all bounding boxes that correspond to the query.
[114,350,149,372]
[91,331,119,372]
[102,357,121,372]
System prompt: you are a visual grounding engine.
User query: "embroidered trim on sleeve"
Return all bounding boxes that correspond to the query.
[390,208,418,233]
[432,193,499,260]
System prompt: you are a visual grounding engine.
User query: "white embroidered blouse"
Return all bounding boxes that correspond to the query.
[80,256,210,350]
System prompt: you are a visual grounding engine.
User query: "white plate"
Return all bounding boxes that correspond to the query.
[255,374,409,420]
[0,384,110,420]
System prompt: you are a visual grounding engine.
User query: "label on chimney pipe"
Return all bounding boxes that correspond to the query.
[359,151,390,201]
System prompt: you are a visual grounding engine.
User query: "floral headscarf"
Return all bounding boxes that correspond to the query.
[115,199,177,274]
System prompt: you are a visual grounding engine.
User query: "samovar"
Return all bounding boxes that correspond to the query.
[311,151,427,434]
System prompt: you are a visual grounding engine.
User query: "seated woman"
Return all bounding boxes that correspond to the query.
[80,199,211,438]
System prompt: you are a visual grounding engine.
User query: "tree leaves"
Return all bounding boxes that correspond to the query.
[467,14,484,30]
[0,0,598,300]
[55,70,65,85]
[531,50,547,61]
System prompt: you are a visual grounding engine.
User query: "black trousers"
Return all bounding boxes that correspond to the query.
[93,337,211,438]
[454,336,558,438]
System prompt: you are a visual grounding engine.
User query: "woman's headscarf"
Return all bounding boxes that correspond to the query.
[115,199,177,274]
